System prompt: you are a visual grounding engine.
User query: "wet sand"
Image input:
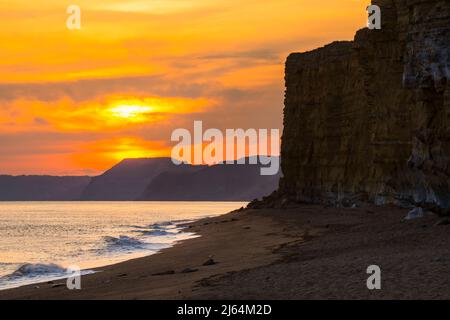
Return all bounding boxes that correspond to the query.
[1,205,450,300]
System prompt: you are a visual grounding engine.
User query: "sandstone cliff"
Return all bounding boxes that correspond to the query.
[265,0,449,212]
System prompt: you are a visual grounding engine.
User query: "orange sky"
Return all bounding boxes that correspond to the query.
[0,0,368,175]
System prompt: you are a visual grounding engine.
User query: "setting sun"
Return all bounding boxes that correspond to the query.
[0,0,367,175]
[109,104,154,120]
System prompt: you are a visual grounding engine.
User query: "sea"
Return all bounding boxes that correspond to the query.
[0,201,246,290]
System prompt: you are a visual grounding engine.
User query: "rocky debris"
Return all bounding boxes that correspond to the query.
[271,0,450,213]
[181,268,199,274]
[152,270,175,276]
[435,218,450,226]
[404,207,426,221]
[202,258,217,266]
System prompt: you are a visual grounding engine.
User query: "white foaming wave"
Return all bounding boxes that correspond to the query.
[101,235,170,252]
[149,219,193,229]
[7,263,66,278]
[103,235,146,248]
[139,229,175,236]
[0,263,96,290]
[127,219,190,236]
[124,219,193,233]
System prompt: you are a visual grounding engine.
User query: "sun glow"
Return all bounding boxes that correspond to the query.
[110,104,154,120]
[0,0,367,175]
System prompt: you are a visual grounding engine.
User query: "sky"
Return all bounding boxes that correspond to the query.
[0,0,368,175]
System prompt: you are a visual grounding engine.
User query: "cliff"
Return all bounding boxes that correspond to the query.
[265,0,449,212]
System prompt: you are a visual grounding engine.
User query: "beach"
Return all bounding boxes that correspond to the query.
[2,205,450,300]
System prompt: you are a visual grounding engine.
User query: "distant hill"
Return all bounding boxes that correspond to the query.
[0,157,281,201]
[138,160,281,201]
[0,175,91,201]
[79,158,204,201]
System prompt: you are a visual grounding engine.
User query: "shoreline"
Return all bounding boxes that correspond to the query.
[0,201,247,292]
[2,205,450,299]
[0,215,215,291]
[0,207,304,299]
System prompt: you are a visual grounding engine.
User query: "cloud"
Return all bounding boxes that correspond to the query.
[33,117,49,125]
[0,0,368,174]
[197,49,281,63]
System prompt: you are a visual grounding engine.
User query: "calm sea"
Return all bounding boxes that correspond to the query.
[0,201,246,290]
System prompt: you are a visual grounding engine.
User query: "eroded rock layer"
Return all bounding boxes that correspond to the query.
[276,0,449,211]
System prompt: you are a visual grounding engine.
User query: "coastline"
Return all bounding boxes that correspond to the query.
[0,219,198,292]
[2,205,450,299]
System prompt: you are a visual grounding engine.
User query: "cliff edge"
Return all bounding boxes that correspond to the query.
[262,0,449,212]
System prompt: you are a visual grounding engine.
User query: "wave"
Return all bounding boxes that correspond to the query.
[103,235,146,248]
[124,219,192,234]
[149,221,174,229]
[2,263,66,280]
[127,220,189,236]
[139,230,174,236]
[124,221,175,231]
[0,263,96,291]
[149,219,192,229]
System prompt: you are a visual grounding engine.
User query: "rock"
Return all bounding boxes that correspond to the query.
[152,270,175,276]
[272,0,450,212]
[405,207,425,221]
[181,268,199,274]
[435,218,450,226]
[51,283,65,288]
[202,258,217,266]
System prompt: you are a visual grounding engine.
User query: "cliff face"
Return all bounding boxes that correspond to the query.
[277,0,449,211]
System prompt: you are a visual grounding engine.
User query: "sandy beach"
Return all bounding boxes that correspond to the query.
[1,205,450,300]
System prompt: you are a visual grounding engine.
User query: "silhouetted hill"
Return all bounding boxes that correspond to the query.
[79,158,203,201]
[139,159,281,201]
[0,175,91,201]
[0,157,281,201]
